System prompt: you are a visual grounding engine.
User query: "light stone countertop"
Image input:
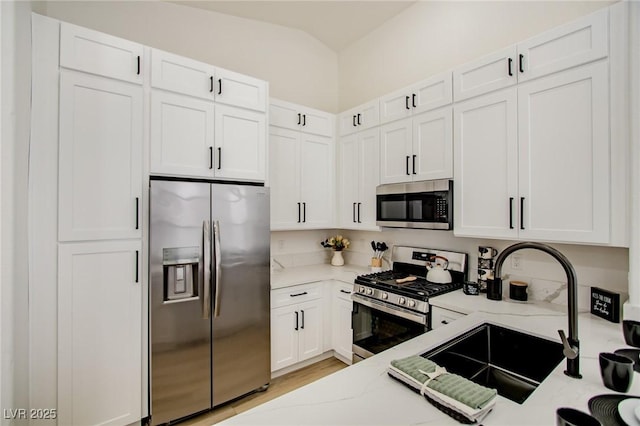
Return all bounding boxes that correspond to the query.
[244,263,636,425]
[270,263,371,289]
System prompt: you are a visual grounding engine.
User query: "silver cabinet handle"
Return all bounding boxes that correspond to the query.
[213,220,222,317]
[202,220,211,319]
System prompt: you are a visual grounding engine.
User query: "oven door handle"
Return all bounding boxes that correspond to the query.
[352,294,427,325]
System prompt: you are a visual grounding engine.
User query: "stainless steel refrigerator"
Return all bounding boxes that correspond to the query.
[149,179,270,425]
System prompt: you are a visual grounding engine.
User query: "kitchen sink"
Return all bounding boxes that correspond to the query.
[421,323,564,404]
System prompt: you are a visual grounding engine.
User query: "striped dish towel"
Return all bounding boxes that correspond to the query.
[388,355,497,423]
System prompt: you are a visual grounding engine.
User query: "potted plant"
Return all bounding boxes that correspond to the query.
[321,235,350,266]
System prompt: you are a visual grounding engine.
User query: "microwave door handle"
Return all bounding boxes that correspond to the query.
[213,220,222,317]
[202,220,211,319]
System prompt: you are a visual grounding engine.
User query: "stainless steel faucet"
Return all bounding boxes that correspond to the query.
[490,241,581,379]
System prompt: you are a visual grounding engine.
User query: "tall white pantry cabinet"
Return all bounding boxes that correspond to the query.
[30,14,269,425]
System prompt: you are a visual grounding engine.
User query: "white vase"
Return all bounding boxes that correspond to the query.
[331,250,344,266]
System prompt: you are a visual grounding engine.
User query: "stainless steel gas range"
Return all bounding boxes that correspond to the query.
[352,246,467,363]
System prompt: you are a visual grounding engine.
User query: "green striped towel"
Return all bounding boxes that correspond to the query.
[390,355,497,410]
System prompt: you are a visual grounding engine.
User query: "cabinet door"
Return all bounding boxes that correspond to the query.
[298,300,324,362]
[269,127,301,229]
[271,305,299,371]
[379,87,412,124]
[453,46,517,101]
[214,104,266,182]
[301,109,334,137]
[150,48,215,99]
[380,118,412,184]
[60,22,144,84]
[332,289,353,362]
[215,67,267,112]
[58,241,142,425]
[517,8,608,83]
[340,99,380,134]
[339,134,360,228]
[59,71,142,241]
[412,107,453,181]
[518,61,609,243]
[453,89,518,239]
[299,135,334,228]
[150,90,215,178]
[357,128,381,229]
[411,71,453,115]
[270,99,301,132]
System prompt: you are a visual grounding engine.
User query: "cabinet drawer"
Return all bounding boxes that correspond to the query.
[335,283,353,302]
[431,306,465,329]
[272,282,323,308]
[60,22,144,84]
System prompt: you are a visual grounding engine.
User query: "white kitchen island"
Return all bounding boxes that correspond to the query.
[220,298,639,425]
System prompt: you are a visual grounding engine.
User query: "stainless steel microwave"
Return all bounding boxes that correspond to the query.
[376,180,452,230]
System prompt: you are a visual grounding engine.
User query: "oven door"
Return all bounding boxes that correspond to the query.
[351,294,429,363]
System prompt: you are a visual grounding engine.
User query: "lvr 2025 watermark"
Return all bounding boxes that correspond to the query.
[3,409,57,419]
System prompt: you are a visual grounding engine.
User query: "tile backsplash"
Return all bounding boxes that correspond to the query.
[271,228,630,311]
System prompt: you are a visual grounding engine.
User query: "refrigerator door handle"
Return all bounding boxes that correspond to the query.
[202,220,212,319]
[213,220,222,317]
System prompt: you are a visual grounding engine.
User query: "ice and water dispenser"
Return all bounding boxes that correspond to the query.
[163,247,200,301]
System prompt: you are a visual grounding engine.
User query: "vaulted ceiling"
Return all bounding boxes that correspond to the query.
[167,1,416,51]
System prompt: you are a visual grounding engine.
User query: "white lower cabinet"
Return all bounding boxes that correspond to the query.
[271,283,324,372]
[331,282,353,363]
[431,306,465,330]
[58,240,142,425]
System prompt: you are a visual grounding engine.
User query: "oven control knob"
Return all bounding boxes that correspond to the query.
[381,292,388,300]
[408,300,416,308]
[366,288,373,295]
[399,297,406,305]
[359,287,365,293]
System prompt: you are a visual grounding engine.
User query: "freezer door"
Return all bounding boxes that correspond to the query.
[211,184,271,405]
[150,180,212,425]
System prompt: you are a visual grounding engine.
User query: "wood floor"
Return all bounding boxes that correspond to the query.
[182,357,348,425]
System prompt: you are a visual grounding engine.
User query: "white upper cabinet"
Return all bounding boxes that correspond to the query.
[339,128,380,230]
[454,62,610,244]
[150,49,267,181]
[269,126,334,230]
[151,48,215,99]
[59,70,143,242]
[215,67,267,112]
[214,104,266,181]
[152,50,267,111]
[453,8,608,101]
[380,107,453,185]
[338,100,380,136]
[454,89,519,240]
[517,8,608,82]
[150,90,215,178]
[60,22,144,84]
[379,71,452,124]
[453,46,518,102]
[517,61,610,243]
[270,98,334,137]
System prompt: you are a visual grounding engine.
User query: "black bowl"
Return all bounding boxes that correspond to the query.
[622,320,640,348]
[556,407,601,426]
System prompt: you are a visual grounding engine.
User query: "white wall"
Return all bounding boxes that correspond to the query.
[338,0,613,110]
[2,0,33,417]
[33,0,340,113]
